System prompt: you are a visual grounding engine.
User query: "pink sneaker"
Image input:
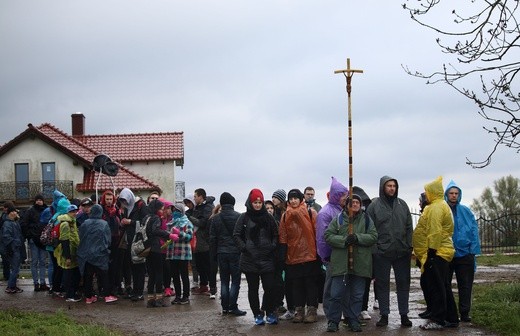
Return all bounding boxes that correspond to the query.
[104,295,118,303]
[164,287,173,297]
[86,296,98,304]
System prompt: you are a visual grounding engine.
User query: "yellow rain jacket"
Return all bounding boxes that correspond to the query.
[413,176,455,272]
[53,214,80,269]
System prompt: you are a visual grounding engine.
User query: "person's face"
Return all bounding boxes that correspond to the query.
[184,200,194,209]
[265,203,274,215]
[164,207,172,217]
[447,188,459,204]
[339,193,349,208]
[83,204,92,214]
[304,189,315,201]
[272,197,281,206]
[149,193,159,202]
[194,193,204,205]
[384,180,397,197]
[350,199,361,213]
[8,210,19,220]
[288,197,301,208]
[69,210,78,218]
[252,199,263,211]
[119,199,128,209]
[104,194,114,207]
[35,199,44,206]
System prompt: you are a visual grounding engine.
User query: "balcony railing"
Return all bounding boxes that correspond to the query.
[0,180,74,204]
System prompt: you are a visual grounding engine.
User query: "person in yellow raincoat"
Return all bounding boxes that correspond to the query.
[413,176,458,330]
[54,204,80,302]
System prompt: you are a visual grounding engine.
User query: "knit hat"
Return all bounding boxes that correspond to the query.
[6,205,17,214]
[173,202,185,215]
[272,189,286,202]
[67,204,78,212]
[220,192,235,206]
[287,189,304,201]
[34,194,44,202]
[249,189,264,203]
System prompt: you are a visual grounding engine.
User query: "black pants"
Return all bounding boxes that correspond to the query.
[1,253,10,280]
[146,252,163,295]
[63,267,80,299]
[245,272,276,316]
[292,274,319,308]
[131,261,146,296]
[423,255,458,325]
[171,259,190,298]
[50,252,63,293]
[118,248,132,290]
[107,243,119,295]
[449,254,475,318]
[84,262,109,298]
[162,254,171,289]
[194,251,211,287]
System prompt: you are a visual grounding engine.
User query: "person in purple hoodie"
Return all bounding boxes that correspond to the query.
[315,177,349,317]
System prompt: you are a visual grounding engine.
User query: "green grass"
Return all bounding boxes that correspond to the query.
[472,282,520,336]
[0,309,122,336]
[477,253,520,266]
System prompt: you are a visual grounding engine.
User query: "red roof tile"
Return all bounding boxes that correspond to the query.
[73,132,184,163]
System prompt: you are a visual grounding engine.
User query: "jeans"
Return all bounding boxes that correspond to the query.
[1,253,11,280]
[7,250,21,288]
[328,274,365,325]
[373,253,411,315]
[218,253,241,311]
[29,239,47,285]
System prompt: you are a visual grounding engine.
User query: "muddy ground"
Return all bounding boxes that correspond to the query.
[1,264,518,335]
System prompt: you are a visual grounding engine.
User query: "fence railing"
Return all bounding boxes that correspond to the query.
[0,180,74,204]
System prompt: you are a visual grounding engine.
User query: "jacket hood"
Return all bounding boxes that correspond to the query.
[119,188,136,213]
[160,198,173,209]
[89,204,103,219]
[425,176,445,203]
[183,194,195,207]
[52,189,66,210]
[379,175,398,199]
[52,197,71,221]
[444,180,462,204]
[352,185,371,208]
[328,177,349,206]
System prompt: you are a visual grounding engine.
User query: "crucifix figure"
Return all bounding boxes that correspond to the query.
[334,58,363,270]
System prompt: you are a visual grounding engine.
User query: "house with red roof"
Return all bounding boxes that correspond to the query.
[0,113,184,206]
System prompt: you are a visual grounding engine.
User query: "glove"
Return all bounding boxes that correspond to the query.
[169,233,179,242]
[427,248,437,259]
[345,234,358,246]
[171,227,180,235]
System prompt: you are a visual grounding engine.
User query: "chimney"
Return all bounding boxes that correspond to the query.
[71,112,85,137]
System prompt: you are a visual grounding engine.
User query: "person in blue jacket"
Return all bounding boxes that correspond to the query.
[444,180,481,323]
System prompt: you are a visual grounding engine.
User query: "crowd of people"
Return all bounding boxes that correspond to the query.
[0,175,481,332]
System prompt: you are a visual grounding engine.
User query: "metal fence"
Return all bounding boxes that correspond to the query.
[412,211,520,254]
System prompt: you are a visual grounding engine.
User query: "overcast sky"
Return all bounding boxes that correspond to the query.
[1,1,518,213]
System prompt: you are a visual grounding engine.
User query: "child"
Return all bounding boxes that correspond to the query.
[165,203,192,305]
[1,205,24,293]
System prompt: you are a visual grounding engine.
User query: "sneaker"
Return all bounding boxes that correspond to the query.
[34,284,41,292]
[191,285,209,295]
[254,314,265,326]
[66,297,82,302]
[209,293,216,299]
[359,310,371,320]
[104,295,118,303]
[4,287,14,294]
[420,321,444,330]
[266,312,278,325]
[12,287,23,293]
[277,305,287,314]
[40,283,50,291]
[445,321,459,328]
[419,310,431,319]
[373,299,379,310]
[350,323,362,332]
[86,296,98,304]
[164,287,173,297]
[171,297,181,305]
[327,320,339,332]
[229,308,247,316]
[131,294,144,301]
[401,314,412,327]
[461,315,472,322]
[376,315,388,327]
[179,297,190,305]
[279,310,295,320]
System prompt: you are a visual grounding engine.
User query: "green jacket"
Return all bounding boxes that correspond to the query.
[325,210,378,278]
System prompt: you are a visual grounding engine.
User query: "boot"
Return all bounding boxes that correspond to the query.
[293,306,305,323]
[376,314,388,327]
[303,306,318,323]
[146,295,156,308]
[401,314,412,327]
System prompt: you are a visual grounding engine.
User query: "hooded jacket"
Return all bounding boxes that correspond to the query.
[118,188,148,245]
[444,180,481,258]
[20,197,48,246]
[54,200,80,269]
[143,199,170,254]
[316,177,348,262]
[366,175,413,258]
[189,196,215,253]
[77,204,111,275]
[413,176,455,271]
[209,204,241,256]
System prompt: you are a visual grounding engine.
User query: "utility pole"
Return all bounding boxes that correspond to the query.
[335,58,363,270]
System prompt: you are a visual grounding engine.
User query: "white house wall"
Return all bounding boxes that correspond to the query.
[121,161,177,202]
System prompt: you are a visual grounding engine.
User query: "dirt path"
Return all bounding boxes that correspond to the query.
[1,264,518,335]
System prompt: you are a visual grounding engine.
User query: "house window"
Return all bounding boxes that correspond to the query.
[42,162,56,199]
[15,163,29,200]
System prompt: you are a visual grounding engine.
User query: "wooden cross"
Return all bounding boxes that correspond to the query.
[334,58,364,96]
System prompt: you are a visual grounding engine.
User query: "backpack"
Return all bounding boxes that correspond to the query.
[131,217,151,263]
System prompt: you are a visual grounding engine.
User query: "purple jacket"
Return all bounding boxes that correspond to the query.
[316,177,348,262]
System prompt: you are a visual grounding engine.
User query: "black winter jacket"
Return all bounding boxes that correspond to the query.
[209,204,241,257]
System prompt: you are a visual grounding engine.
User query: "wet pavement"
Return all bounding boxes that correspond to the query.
[1,265,515,335]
